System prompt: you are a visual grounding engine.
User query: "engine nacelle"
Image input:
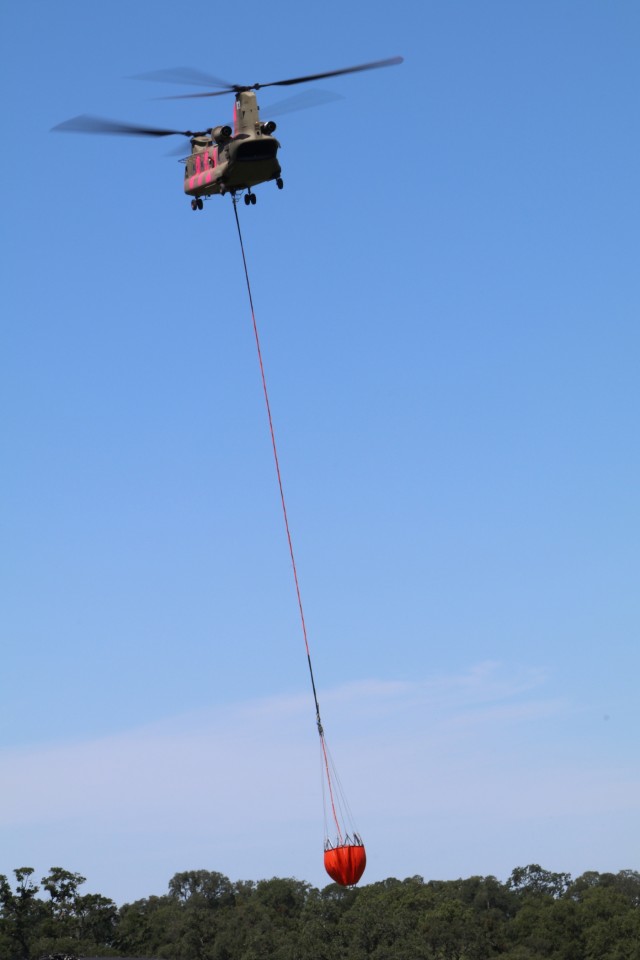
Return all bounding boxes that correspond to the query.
[211,125,232,144]
[261,120,277,135]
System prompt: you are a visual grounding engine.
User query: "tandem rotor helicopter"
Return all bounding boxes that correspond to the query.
[53,57,403,211]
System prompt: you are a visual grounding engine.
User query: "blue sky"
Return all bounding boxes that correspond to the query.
[1,0,639,904]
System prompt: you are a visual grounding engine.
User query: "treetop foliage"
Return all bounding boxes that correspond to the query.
[1,864,638,960]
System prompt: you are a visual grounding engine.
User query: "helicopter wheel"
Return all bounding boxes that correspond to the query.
[250,192,257,205]
[197,198,203,210]
[244,193,251,206]
[191,199,198,211]
[276,178,284,190]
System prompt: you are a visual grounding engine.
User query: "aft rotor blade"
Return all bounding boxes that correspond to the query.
[130,66,235,89]
[261,88,344,118]
[51,114,200,138]
[156,88,236,101]
[150,56,403,101]
[255,55,404,90]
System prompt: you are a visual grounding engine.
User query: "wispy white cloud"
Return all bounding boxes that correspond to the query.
[1,661,637,901]
[0,662,599,826]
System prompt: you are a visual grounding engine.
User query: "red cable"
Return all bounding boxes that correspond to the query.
[232,200,342,840]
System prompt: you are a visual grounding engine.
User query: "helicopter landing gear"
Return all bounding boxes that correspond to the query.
[276,177,284,190]
[244,190,257,206]
[191,198,204,211]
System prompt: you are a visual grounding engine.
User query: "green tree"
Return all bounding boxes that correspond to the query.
[40,867,87,939]
[0,868,46,960]
[168,870,236,910]
[116,894,182,957]
[298,883,358,960]
[419,898,477,960]
[452,875,514,958]
[508,895,584,960]
[31,866,118,954]
[579,885,640,960]
[223,877,309,960]
[344,876,442,960]
[75,891,118,945]
[568,870,640,908]
[508,864,572,899]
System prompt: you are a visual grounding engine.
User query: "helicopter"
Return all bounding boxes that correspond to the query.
[52,57,403,211]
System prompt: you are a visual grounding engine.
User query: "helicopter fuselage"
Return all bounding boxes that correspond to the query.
[184,90,281,200]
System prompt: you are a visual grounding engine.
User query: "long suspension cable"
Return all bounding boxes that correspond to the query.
[231,198,342,842]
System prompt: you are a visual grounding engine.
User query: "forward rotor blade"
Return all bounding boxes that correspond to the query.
[51,114,200,138]
[255,55,404,90]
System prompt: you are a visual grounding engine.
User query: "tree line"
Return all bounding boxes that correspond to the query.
[1,863,639,960]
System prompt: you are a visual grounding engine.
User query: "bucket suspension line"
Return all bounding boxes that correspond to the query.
[231,197,342,842]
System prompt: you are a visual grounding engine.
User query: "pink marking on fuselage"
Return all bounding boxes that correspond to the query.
[185,147,221,194]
